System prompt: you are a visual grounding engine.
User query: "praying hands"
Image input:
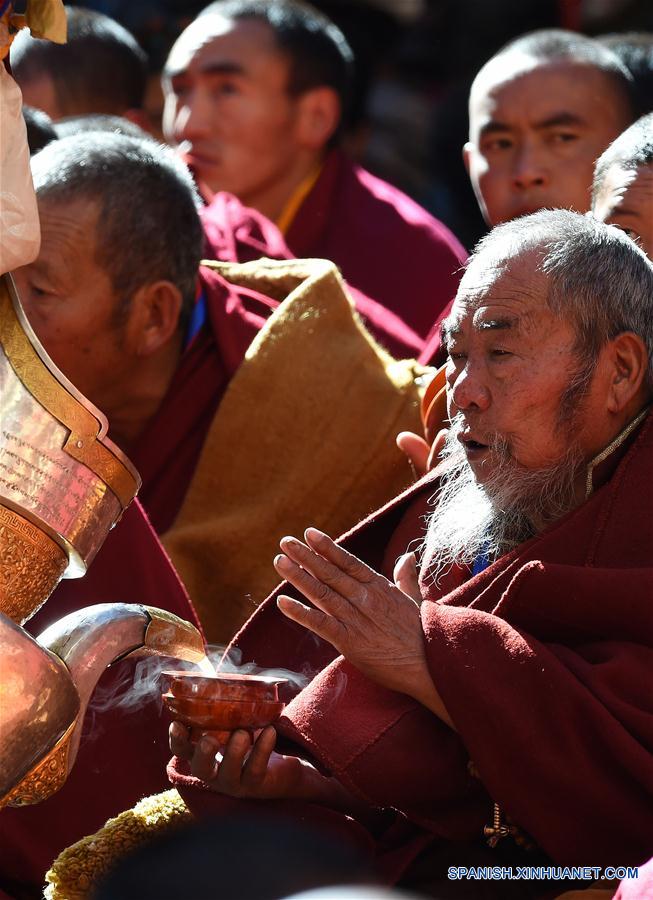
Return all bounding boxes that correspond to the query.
[273,528,453,729]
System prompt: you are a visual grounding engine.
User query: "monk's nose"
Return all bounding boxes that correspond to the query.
[511,142,547,190]
[450,367,490,412]
[174,94,212,143]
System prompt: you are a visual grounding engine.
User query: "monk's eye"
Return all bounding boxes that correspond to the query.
[481,137,512,152]
[550,131,579,144]
[211,79,240,97]
[490,349,512,358]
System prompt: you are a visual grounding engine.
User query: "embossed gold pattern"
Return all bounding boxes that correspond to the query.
[0,504,67,623]
[1,719,75,808]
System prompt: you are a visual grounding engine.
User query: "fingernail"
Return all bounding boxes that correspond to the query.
[200,737,215,754]
[305,527,324,541]
[170,721,183,737]
[274,554,292,572]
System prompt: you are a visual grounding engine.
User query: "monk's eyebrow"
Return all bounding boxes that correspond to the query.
[165,60,246,79]
[440,321,461,345]
[479,111,588,138]
[535,111,588,130]
[475,315,519,333]
[479,120,511,138]
[198,61,245,77]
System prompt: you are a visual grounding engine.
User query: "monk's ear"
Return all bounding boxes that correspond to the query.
[606,331,649,412]
[462,142,474,176]
[128,280,183,357]
[295,87,341,150]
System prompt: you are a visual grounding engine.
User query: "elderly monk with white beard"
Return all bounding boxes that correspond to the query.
[168,209,653,893]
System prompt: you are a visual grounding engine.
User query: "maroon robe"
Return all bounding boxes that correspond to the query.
[201,191,425,360]
[199,190,293,265]
[127,264,271,534]
[0,500,203,899]
[280,149,467,340]
[170,411,653,883]
[418,296,455,368]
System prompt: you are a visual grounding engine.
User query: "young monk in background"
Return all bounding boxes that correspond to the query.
[414,28,640,411]
[163,0,466,339]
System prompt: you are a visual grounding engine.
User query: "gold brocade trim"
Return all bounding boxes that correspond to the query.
[1,719,75,808]
[275,162,323,235]
[0,275,139,507]
[0,503,67,623]
[585,405,650,499]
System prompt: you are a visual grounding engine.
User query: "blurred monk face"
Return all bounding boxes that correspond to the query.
[13,196,137,413]
[464,57,632,226]
[442,248,612,486]
[592,163,653,260]
[162,15,314,208]
[15,72,63,120]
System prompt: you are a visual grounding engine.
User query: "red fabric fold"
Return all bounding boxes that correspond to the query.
[283,149,467,339]
[128,265,268,534]
[200,189,426,359]
[200,191,293,265]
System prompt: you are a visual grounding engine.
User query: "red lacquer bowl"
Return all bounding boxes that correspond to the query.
[161,671,287,744]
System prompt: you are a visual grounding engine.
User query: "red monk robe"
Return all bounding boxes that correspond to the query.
[170,411,653,889]
[201,190,426,361]
[269,148,468,340]
[0,500,202,899]
[418,296,455,368]
[127,263,272,534]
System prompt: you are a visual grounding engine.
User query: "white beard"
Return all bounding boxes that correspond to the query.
[421,414,584,587]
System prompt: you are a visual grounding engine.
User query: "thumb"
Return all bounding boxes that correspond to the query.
[426,427,449,471]
[396,431,430,477]
[393,552,422,604]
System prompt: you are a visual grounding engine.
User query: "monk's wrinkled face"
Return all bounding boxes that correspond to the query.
[442,248,609,483]
[592,162,653,260]
[464,57,632,226]
[12,196,131,413]
[162,15,305,203]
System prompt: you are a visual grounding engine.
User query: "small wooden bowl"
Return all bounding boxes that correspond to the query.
[161,671,284,703]
[161,671,287,744]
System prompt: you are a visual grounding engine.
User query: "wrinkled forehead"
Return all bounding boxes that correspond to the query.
[444,244,549,334]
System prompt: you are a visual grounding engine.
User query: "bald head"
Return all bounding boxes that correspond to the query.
[464,29,636,227]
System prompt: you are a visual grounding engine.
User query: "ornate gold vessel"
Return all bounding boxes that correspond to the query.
[0,604,206,809]
[0,273,141,623]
